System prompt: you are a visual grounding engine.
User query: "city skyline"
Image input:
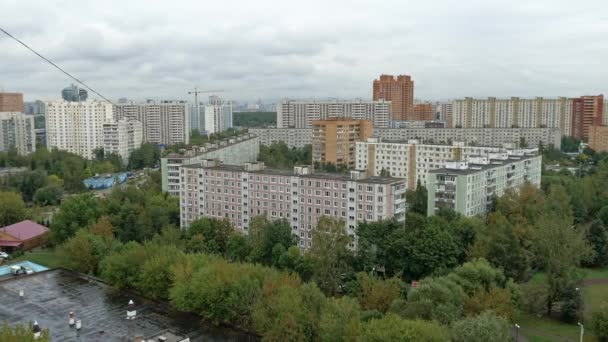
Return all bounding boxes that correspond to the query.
[1,0,607,102]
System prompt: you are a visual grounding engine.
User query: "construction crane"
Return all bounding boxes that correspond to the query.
[188,88,224,119]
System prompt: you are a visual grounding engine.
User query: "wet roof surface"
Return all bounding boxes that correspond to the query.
[0,269,255,341]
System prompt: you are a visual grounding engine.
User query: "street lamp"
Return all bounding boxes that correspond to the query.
[578,322,584,342]
[514,324,520,342]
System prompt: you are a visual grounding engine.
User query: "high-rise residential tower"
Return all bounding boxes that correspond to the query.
[102,119,143,164]
[45,100,114,159]
[0,112,35,154]
[571,95,604,141]
[373,74,414,121]
[114,100,190,146]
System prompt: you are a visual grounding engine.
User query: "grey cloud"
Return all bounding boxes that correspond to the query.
[0,0,607,102]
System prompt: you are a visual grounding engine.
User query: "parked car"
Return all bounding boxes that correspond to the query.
[0,251,9,260]
[10,265,33,276]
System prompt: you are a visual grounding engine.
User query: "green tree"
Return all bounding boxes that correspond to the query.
[62,155,86,192]
[587,220,608,266]
[248,216,297,265]
[51,194,101,243]
[591,304,608,342]
[0,322,50,342]
[450,311,510,342]
[61,230,98,274]
[226,233,252,262]
[354,272,402,313]
[34,184,63,206]
[136,245,185,300]
[405,182,427,215]
[128,143,160,169]
[403,276,465,324]
[362,314,449,342]
[0,191,28,226]
[19,170,48,202]
[187,218,234,255]
[308,216,353,295]
[319,297,362,342]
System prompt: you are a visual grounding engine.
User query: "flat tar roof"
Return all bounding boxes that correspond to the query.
[0,268,255,341]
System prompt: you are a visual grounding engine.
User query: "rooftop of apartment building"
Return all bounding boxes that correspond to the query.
[162,133,257,159]
[0,268,253,341]
[182,161,403,185]
[429,152,540,176]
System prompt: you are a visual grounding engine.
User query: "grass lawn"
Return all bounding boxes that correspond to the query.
[10,249,67,269]
[583,284,608,317]
[517,312,595,341]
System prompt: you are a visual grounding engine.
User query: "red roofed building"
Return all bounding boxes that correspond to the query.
[0,220,49,251]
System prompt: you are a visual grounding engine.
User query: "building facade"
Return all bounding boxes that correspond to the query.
[0,112,35,155]
[161,133,260,196]
[179,161,406,249]
[249,128,312,148]
[102,119,143,164]
[427,151,542,217]
[433,101,453,123]
[572,95,604,141]
[451,97,573,136]
[276,99,390,129]
[204,102,233,134]
[0,93,24,113]
[412,103,434,121]
[46,100,114,159]
[312,119,373,169]
[374,127,561,149]
[373,74,414,121]
[589,125,608,153]
[114,100,190,146]
[24,100,46,115]
[356,139,506,189]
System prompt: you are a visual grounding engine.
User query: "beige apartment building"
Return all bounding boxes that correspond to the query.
[312,119,373,169]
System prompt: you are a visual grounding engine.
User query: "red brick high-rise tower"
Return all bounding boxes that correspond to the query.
[373,74,414,121]
[0,92,24,112]
[571,95,604,141]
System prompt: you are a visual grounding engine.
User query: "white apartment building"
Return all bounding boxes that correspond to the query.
[204,103,233,134]
[451,97,572,136]
[179,161,406,249]
[356,139,505,189]
[114,100,190,146]
[0,112,36,155]
[374,127,561,149]
[427,151,542,217]
[102,119,143,164]
[248,128,312,148]
[433,101,453,123]
[46,100,114,159]
[277,99,391,129]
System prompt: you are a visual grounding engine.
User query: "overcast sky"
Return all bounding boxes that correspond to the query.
[1,0,607,103]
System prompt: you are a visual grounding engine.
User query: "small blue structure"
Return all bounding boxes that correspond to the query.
[83,172,129,190]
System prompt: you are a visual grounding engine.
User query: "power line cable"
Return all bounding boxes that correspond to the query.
[0,27,114,105]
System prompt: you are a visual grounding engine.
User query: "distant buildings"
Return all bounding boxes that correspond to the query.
[427,150,542,217]
[373,74,414,121]
[114,100,190,146]
[24,100,46,115]
[179,161,407,249]
[161,133,259,196]
[589,125,608,153]
[0,112,36,155]
[190,97,233,134]
[46,100,114,159]
[412,103,434,121]
[571,95,604,141]
[276,99,390,129]
[374,127,561,149]
[249,128,312,148]
[0,92,24,113]
[102,119,143,164]
[61,84,88,102]
[312,119,373,169]
[433,101,453,122]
